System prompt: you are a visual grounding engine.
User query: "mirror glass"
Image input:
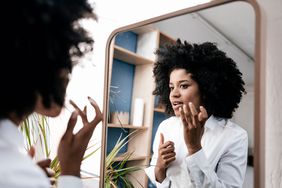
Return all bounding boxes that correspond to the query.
[104,1,255,187]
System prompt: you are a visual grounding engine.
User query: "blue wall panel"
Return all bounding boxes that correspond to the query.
[107,31,137,156]
[109,59,135,114]
[115,31,137,52]
[108,59,134,154]
[107,128,129,154]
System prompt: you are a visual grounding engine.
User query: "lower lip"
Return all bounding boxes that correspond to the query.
[173,104,183,110]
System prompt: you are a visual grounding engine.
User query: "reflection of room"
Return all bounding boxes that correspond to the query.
[152,2,255,187]
[106,2,255,188]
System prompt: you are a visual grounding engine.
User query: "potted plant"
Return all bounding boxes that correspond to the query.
[105,131,143,188]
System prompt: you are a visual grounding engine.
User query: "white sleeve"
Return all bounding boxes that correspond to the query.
[57,176,83,188]
[185,132,248,188]
[144,121,171,188]
[0,147,51,188]
[144,166,170,188]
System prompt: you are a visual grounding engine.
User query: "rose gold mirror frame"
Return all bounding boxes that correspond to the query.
[100,0,263,187]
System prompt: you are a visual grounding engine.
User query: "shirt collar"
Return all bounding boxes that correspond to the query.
[0,119,25,150]
[205,115,227,130]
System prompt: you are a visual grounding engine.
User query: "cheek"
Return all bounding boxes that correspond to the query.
[169,92,173,102]
[193,92,202,107]
[42,104,62,117]
[35,100,63,117]
[183,90,201,105]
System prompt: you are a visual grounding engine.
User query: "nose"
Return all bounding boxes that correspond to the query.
[171,87,180,98]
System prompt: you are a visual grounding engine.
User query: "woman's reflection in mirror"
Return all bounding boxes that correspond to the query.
[145,39,247,188]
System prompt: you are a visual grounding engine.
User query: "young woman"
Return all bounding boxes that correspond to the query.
[145,40,248,187]
[0,0,102,187]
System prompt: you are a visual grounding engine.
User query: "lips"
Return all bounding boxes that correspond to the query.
[172,101,183,110]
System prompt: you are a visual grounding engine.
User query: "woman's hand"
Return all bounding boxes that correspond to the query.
[179,102,208,155]
[28,146,56,186]
[57,97,103,177]
[37,159,56,186]
[155,133,176,183]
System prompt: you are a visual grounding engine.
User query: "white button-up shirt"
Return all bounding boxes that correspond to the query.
[145,115,248,188]
[0,119,83,188]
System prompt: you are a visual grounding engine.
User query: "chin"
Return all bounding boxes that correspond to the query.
[43,108,62,117]
[35,104,63,117]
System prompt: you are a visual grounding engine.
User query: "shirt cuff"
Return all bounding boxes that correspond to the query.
[185,149,208,171]
[144,166,170,188]
[185,149,208,183]
[155,176,170,187]
[57,175,83,188]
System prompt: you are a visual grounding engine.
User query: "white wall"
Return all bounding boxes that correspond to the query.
[48,19,110,176]
[233,85,254,151]
[256,0,282,187]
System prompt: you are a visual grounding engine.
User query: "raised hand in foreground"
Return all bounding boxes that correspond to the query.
[58,97,103,177]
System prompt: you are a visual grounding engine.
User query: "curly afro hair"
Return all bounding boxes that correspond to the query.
[153,39,245,118]
[0,0,97,119]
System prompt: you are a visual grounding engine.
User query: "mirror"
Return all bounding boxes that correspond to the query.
[101,0,260,187]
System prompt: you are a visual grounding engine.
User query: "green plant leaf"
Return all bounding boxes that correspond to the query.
[20,113,100,179]
[105,130,143,187]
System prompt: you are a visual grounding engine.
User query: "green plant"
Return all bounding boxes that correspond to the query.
[105,131,143,188]
[20,113,50,158]
[20,113,99,179]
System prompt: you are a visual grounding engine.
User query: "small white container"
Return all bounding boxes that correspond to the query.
[132,98,145,126]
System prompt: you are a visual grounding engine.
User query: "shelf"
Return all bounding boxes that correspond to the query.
[159,32,176,46]
[113,153,148,162]
[154,107,165,113]
[108,123,148,130]
[114,45,154,65]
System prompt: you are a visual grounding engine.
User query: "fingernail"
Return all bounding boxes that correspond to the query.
[71,110,78,118]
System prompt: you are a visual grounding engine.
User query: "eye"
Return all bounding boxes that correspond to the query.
[180,84,189,89]
[169,86,174,91]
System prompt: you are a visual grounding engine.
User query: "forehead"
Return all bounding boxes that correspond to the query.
[169,69,192,81]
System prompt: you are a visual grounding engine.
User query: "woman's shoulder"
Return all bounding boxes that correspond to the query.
[159,116,179,127]
[210,116,247,140]
[156,116,178,131]
[226,119,248,139]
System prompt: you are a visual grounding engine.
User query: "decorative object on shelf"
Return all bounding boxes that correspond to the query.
[132,98,145,126]
[110,111,130,125]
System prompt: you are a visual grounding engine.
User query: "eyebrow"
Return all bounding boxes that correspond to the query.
[169,80,191,85]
